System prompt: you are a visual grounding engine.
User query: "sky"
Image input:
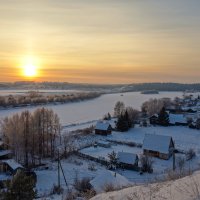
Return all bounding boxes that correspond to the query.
[0,0,200,84]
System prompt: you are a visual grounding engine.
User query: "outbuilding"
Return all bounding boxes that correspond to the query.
[117,152,139,170]
[95,121,112,136]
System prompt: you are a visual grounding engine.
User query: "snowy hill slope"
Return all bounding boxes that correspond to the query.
[91,171,200,200]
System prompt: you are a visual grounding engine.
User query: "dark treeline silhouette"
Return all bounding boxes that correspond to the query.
[0,82,200,92]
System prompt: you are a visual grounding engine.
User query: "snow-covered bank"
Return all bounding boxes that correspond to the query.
[91,171,200,200]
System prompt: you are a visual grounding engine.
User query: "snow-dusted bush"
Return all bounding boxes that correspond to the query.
[88,163,97,171]
[140,155,154,173]
[186,148,196,161]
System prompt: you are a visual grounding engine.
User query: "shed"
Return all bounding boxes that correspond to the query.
[95,121,112,136]
[117,152,139,169]
[143,134,175,160]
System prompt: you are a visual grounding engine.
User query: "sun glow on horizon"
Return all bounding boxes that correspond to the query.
[20,56,40,78]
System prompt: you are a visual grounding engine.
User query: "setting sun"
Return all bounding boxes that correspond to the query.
[20,55,40,79]
[23,64,37,77]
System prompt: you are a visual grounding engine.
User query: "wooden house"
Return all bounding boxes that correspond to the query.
[143,134,175,160]
[149,114,158,125]
[95,121,112,136]
[0,159,24,175]
[117,152,139,170]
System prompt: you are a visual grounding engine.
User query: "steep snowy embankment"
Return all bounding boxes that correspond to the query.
[91,171,200,200]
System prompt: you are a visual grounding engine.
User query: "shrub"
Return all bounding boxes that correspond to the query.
[88,163,97,171]
[51,184,63,195]
[186,148,196,161]
[176,156,185,174]
[74,176,92,193]
[103,183,115,192]
[140,155,154,173]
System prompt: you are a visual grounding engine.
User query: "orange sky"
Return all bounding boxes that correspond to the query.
[0,0,200,83]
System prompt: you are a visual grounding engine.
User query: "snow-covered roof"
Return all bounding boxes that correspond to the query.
[90,170,130,193]
[117,152,138,165]
[3,159,23,171]
[143,134,173,154]
[0,150,12,157]
[150,114,158,118]
[95,121,111,131]
[97,140,110,145]
[169,114,187,124]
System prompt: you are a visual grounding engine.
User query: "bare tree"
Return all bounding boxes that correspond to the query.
[114,101,125,117]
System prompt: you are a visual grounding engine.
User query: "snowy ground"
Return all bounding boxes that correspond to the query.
[35,125,200,198]
[35,156,127,197]
[80,125,200,183]
[91,170,200,200]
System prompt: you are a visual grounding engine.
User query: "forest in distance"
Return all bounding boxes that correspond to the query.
[1,82,200,92]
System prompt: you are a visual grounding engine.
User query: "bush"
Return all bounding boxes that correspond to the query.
[176,156,185,174]
[103,183,115,192]
[140,155,154,173]
[51,184,63,195]
[186,148,196,161]
[88,163,97,171]
[74,176,92,193]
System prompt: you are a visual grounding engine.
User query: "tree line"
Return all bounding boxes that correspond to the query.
[0,91,100,108]
[0,108,61,167]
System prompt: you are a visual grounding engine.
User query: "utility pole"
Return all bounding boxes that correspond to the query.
[57,150,61,190]
[172,142,176,171]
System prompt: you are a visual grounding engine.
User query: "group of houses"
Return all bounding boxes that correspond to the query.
[94,121,175,171]
[0,140,28,188]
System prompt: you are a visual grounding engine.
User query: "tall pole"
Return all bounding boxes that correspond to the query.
[173,149,176,171]
[58,150,61,189]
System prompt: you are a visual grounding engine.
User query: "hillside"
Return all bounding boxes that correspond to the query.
[91,171,200,200]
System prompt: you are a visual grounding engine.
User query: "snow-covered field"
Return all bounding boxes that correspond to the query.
[0,91,183,125]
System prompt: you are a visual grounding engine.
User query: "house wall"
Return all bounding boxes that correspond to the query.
[95,129,111,135]
[159,153,169,160]
[144,149,169,160]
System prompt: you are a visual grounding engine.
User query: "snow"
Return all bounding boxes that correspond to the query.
[90,170,130,193]
[0,92,183,125]
[169,113,187,124]
[0,150,12,157]
[3,159,23,170]
[95,121,111,131]
[80,145,142,161]
[143,134,173,154]
[118,152,138,165]
[0,174,12,181]
[91,171,200,200]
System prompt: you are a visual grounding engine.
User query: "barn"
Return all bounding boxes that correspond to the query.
[95,121,112,136]
[143,134,175,160]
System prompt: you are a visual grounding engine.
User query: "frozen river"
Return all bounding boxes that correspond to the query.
[0,91,183,126]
